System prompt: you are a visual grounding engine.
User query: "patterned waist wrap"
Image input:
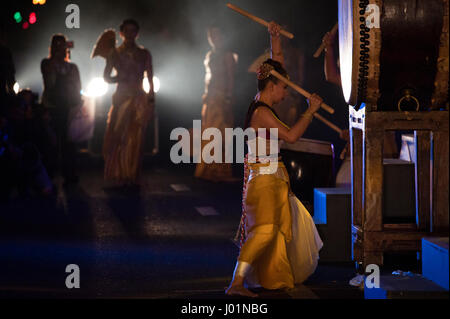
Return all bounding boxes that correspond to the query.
[236,154,293,249]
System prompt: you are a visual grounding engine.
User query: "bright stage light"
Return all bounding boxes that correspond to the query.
[143,76,160,94]
[13,82,20,94]
[153,76,160,93]
[83,77,108,97]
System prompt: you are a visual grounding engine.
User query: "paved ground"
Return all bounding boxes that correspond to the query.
[0,154,365,299]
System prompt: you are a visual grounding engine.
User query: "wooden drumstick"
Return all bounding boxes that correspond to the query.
[313,23,338,58]
[227,3,294,39]
[313,113,343,135]
[270,70,335,114]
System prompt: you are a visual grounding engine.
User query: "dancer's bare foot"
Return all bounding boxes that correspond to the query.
[225,285,258,298]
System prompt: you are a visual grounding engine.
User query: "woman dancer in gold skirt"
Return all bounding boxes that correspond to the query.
[226,22,324,298]
[101,19,154,187]
[194,26,237,182]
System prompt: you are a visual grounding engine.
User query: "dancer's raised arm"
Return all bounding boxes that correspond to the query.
[269,21,284,66]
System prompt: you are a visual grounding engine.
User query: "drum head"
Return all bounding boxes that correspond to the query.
[339,0,448,110]
[338,0,359,106]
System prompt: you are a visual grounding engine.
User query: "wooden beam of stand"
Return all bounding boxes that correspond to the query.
[270,70,335,114]
[227,3,294,39]
[313,23,338,58]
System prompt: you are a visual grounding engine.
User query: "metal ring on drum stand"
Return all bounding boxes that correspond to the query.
[397,91,420,112]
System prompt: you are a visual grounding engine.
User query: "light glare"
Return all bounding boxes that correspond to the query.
[84,77,108,97]
[153,76,160,93]
[13,82,20,94]
[143,76,160,93]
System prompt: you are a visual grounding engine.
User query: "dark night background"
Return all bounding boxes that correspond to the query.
[1,0,348,167]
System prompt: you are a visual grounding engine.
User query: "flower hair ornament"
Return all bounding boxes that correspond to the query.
[256,62,289,81]
[257,63,274,80]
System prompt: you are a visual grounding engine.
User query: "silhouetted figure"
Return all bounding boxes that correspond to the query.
[14,89,57,178]
[0,21,16,115]
[0,91,53,200]
[41,34,82,187]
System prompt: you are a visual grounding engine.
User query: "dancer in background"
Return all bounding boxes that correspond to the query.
[94,19,155,188]
[226,22,323,298]
[41,34,81,187]
[195,26,238,182]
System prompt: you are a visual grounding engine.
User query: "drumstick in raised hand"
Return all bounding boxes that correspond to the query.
[313,23,338,58]
[227,3,294,39]
[270,70,335,114]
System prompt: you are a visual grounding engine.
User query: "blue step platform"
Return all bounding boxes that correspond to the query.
[313,188,352,262]
[364,275,449,299]
[422,237,449,290]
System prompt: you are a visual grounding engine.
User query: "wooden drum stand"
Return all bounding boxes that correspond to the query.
[350,108,449,267]
[339,0,449,267]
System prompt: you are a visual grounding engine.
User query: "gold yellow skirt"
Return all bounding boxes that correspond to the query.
[103,90,153,183]
[238,161,323,290]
